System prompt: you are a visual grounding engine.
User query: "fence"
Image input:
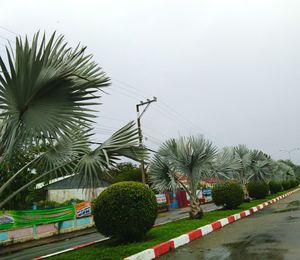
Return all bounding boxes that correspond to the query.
[0,202,92,245]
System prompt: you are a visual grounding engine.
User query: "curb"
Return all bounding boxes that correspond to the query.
[32,238,109,260]
[124,188,300,260]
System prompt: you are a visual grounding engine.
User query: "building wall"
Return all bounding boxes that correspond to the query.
[47,188,106,202]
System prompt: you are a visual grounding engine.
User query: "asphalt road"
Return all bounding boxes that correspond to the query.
[1,203,218,260]
[160,191,300,260]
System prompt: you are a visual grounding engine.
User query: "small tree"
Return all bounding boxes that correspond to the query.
[108,163,142,183]
[149,136,217,219]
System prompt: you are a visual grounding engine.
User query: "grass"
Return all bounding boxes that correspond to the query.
[51,188,297,260]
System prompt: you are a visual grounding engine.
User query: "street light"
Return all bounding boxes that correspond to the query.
[279,148,300,160]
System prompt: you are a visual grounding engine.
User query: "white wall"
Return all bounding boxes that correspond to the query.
[47,188,106,202]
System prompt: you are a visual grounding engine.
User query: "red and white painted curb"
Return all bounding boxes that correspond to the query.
[124,188,300,260]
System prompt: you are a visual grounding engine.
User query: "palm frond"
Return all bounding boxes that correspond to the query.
[73,121,148,188]
[148,154,179,192]
[0,32,110,156]
[212,147,241,180]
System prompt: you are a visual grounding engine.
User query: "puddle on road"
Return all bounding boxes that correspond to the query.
[274,201,300,213]
[201,234,286,260]
[288,200,300,207]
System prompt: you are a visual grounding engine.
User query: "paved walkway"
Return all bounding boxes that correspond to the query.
[1,203,219,260]
[161,191,300,260]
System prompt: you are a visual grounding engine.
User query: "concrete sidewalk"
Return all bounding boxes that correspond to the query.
[0,203,219,260]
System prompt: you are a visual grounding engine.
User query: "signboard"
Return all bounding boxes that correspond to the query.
[0,205,75,230]
[202,188,212,196]
[155,194,167,204]
[75,202,92,218]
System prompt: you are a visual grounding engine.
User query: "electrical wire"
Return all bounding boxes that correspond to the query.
[0,25,19,36]
[111,80,203,133]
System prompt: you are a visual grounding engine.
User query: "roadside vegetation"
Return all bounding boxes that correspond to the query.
[51,188,297,260]
[1,31,300,259]
[148,138,299,218]
[93,182,157,242]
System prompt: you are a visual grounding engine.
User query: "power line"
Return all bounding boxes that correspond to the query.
[0,26,19,36]
[112,79,201,129]
[97,115,127,123]
[0,35,15,43]
[112,81,203,133]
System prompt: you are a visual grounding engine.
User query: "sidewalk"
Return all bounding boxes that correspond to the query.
[0,203,219,259]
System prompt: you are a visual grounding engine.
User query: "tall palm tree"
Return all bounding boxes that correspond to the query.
[0,32,146,208]
[149,136,217,219]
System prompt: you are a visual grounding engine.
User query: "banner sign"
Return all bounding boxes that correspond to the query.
[155,194,167,204]
[75,202,92,218]
[0,205,75,230]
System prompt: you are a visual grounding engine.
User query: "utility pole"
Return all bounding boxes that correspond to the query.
[136,97,157,184]
[279,148,300,161]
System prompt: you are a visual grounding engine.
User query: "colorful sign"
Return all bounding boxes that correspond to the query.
[155,194,167,204]
[202,188,212,196]
[75,202,92,218]
[0,205,75,230]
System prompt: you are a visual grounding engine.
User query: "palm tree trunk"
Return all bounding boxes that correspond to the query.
[189,196,203,219]
[242,183,250,201]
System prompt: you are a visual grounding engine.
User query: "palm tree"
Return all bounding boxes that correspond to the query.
[0,32,146,208]
[229,145,274,197]
[273,161,295,182]
[210,147,241,180]
[248,150,273,182]
[149,136,217,219]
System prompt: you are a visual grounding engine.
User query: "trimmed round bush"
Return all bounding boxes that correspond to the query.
[247,181,269,199]
[269,181,282,194]
[282,181,291,190]
[212,180,244,209]
[92,181,157,242]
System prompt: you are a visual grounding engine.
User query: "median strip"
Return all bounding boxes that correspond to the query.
[124,188,300,260]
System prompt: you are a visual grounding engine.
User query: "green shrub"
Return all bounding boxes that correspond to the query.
[269,181,282,194]
[212,180,244,209]
[289,179,300,188]
[37,200,61,209]
[92,181,158,242]
[282,181,291,190]
[108,163,142,183]
[247,181,269,199]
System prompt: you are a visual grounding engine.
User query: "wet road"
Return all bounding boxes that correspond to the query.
[161,191,300,260]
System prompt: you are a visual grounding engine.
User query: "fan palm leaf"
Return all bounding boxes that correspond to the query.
[0,32,110,157]
[212,147,241,180]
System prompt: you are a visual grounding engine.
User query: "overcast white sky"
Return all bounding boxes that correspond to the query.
[1,0,300,163]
